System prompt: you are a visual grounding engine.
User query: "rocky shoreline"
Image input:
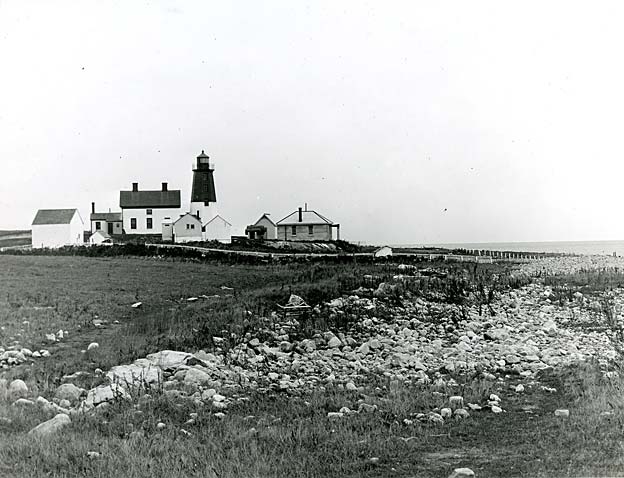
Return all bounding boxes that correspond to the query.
[3,255,624,436]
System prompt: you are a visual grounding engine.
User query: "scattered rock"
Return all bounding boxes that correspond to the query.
[286,295,306,307]
[183,368,213,387]
[449,396,464,409]
[55,383,85,404]
[554,409,570,417]
[84,384,130,408]
[449,468,475,478]
[107,363,162,387]
[28,414,71,436]
[358,403,378,413]
[12,398,35,407]
[327,336,342,348]
[8,379,28,401]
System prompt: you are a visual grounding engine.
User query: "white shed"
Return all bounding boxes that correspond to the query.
[204,215,232,242]
[245,213,276,240]
[173,213,203,243]
[89,230,113,246]
[162,217,174,242]
[32,209,84,249]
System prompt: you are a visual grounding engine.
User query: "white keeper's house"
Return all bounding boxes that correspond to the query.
[31,209,84,249]
[119,182,181,235]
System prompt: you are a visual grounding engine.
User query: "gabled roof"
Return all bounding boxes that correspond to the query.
[204,214,232,227]
[120,190,181,209]
[276,210,334,226]
[173,213,202,226]
[91,230,111,239]
[254,214,276,227]
[90,212,122,222]
[32,209,80,226]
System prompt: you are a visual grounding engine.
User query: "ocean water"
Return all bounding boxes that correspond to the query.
[399,240,624,257]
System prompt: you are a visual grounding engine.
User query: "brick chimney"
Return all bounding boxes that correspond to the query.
[162,182,168,192]
[298,207,303,222]
[132,182,138,192]
[91,202,95,214]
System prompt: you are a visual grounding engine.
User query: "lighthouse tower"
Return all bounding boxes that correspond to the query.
[190,150,218,223]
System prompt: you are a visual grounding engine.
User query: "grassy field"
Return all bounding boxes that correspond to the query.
[0,254,624,477]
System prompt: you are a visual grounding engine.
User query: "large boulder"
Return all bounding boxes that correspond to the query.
[84,384,130,408]
[28,413,71,437]
[8,379,28,401]
[327,336,342,348]
[286,295,307,307]
[373,282,398,298]
[107,361,162,388]
[183,367,213,387]
[145,350,198,371]
[1,350,26,364]
[55,383,86,404]
[298,339,316,354]
[449,468,475,478]
[484,328,508,341]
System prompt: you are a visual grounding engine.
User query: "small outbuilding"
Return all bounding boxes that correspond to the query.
[204,215,232,242]
[32,209,84,249]
[89,230,113,246]
[245,213,276,240]
[374,246,393,258]
[162,217,174,242]
[173,213,202,243]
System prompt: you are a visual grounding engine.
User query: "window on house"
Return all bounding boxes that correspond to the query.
[308,225,313,235]
[146,209,152,215]
[146,218,153,230]
[186,224,190,230]
[191,224,195,230]
[130,218,137,230]
[95,221,101,230]
[291,225,297,236]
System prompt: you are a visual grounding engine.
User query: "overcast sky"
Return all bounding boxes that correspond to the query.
[1,1,623,244]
